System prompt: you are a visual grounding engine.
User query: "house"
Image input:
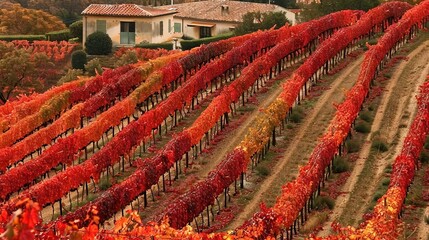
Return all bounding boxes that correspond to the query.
[296,0,320,4]
[158,0,298,39]
[81,1,298,46]
[81,4,177,47]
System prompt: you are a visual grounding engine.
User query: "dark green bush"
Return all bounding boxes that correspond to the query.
[46,29,72,41]
[359,111,372,123]
[346,139,361,153]
[382,178,390,186]
[355,122,370,133]
[333,156,349,173]
[373,190,384,202]
[69,20,83,40]
[289,111,303,123]
[314,196,335,210]
[371,139,389,152]
[0,35,45,42]
[71,50,87,70]
[85,31,112,55]
[180,33,233,50]
[256,166,270,176]
[135,42,173,50]
[419,150,429,163]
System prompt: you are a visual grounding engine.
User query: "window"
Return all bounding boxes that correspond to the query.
[200,27,211,38]
[96,20,106,33]
[168,19,171,33]
[174,22,181,33]
[160,21,163,36]
[120,22,135,44]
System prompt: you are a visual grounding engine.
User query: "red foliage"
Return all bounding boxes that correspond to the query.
[11,40,77,62]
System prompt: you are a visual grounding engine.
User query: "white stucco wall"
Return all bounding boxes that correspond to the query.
[171,18,237,39]
[82,14,175,47]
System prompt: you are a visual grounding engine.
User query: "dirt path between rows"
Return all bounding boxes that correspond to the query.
[318,40,429,236]
[136,66,300,223]
[227,54,365,230]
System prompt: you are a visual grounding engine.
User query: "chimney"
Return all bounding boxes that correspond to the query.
[221,4,229,15]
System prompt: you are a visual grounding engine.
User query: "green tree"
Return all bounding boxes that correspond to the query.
[85,31,112,55]
[71,50,87,70]
[299,0,380,22]
[0,43,51,103]
[69,20,83,40]
[235,11,289,35]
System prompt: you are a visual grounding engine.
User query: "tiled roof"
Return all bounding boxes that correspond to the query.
[158,0,288,23]
[82,4,176,17]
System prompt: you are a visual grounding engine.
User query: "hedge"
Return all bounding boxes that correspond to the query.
[135,42,173,50]
[180,32,234,50]
[0,35,46,42]
[46,29,72,41]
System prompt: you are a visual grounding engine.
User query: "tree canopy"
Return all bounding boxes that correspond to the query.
[235,11,290,36]
[299,0,380,21]
[0,4,65,34]
[0,42,52,103]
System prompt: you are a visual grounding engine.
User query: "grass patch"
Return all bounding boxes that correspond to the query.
[383,73,392,79]
[238,106,256,112]
[346,139,361,153]
[373,190,384,202]
[289,112,303,123]
[300,211,329,234]
[333,156,350,173]
[355,121,371,133]
[371,139,389,152]
[382,178,390,186]
[420,150,429,164]
[256,165,270,176]
[384,165,392,173]
[99,178,112,191]
[314,195,335,210]
[359,111,373,123]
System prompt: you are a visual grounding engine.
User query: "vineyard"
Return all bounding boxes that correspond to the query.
[0,1,429,239]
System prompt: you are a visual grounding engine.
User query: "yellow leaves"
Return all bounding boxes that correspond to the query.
[0,4,65,35]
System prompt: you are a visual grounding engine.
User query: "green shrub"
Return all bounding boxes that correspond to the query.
[419,150,429,164]
[180,33,234,50]
[314,196,335,210]
[355,122,370,133]
[46,29,72,41]
[71,50,87,70]
[359,111,372,123]
[382,178,390,186]
[333,156,349,173]
[69,20,83,40]
[0,35,45,42]
[58,69,83,85]
[99,178,111,191]
[371,139,389,152]
[85,31,112,55]
[135,42,173,50]
[85,58,103,76]
[373,190,384,202]
[346,139,361,153]
[256,166,270,176]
